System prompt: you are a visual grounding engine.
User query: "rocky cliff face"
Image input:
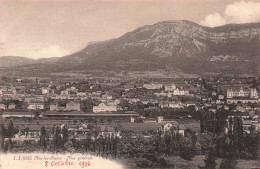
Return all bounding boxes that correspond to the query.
[58,20,260,74]
[120,21,260,58]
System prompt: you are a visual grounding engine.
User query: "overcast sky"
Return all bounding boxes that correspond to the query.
[1,0,260,59]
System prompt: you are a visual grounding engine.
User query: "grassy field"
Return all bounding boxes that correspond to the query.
[120,122,161,133]
[175,119,200,132]
[119,120,200,133]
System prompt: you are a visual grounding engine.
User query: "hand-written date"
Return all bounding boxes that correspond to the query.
[45,159,91,168]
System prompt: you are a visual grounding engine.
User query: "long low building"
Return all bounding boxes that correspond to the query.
[42,111,139,117]
[227,98,259,104]
[2,111,35,118]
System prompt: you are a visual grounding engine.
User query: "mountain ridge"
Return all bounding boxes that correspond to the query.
[1,20,260,75]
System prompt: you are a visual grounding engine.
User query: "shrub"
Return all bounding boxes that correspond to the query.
[142,154,158,163]
[180,145,194,161]
[136,159,152,168]
[158,157,168,168]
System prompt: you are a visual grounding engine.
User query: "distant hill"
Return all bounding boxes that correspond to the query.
[0,56,36,67]
[0,56,59,68]
[2,20,260,75]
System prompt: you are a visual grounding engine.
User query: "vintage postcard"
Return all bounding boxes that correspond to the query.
[0,0,260,169]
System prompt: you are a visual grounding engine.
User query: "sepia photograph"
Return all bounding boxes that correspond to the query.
[0,0,260,168]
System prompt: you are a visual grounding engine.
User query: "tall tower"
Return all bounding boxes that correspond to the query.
[227,88,233,98]
[238,86,244,97]
[250,88,258,99]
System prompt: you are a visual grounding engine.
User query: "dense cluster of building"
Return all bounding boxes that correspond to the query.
[0,75,260,141]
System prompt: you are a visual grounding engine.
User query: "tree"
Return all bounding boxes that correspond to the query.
[119,99,129,110]
[204,146,217,169]
[164,133,171,156]
[92,129,100,153]
[85,133,92,152]
[215,134,228,158]
[248,133,260,159]
[6,120,18,151]
[92,117,97,124]
[200,111,206,133]
[79,84,89,92]
[61,125,69,144]
[227,117,234,146]
[52,126,62,150]
[191,132,197,156]
[232,117,243,158]
[1,76,11,83]
[99,118,104,124]
[219,159,238,169]
[113,136,119,159]
[0,124,6,152]
[40,126,47,151]
[158,157,170,168]
[107,117,113,124]
[180,139,195,161]
[7,121,14,143]
[215,111,227,133]
[219,148,238,169]
[64,140,76,153]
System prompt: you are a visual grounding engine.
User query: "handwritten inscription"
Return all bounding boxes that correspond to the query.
[13,155,92,168]
[44,159,91,168]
